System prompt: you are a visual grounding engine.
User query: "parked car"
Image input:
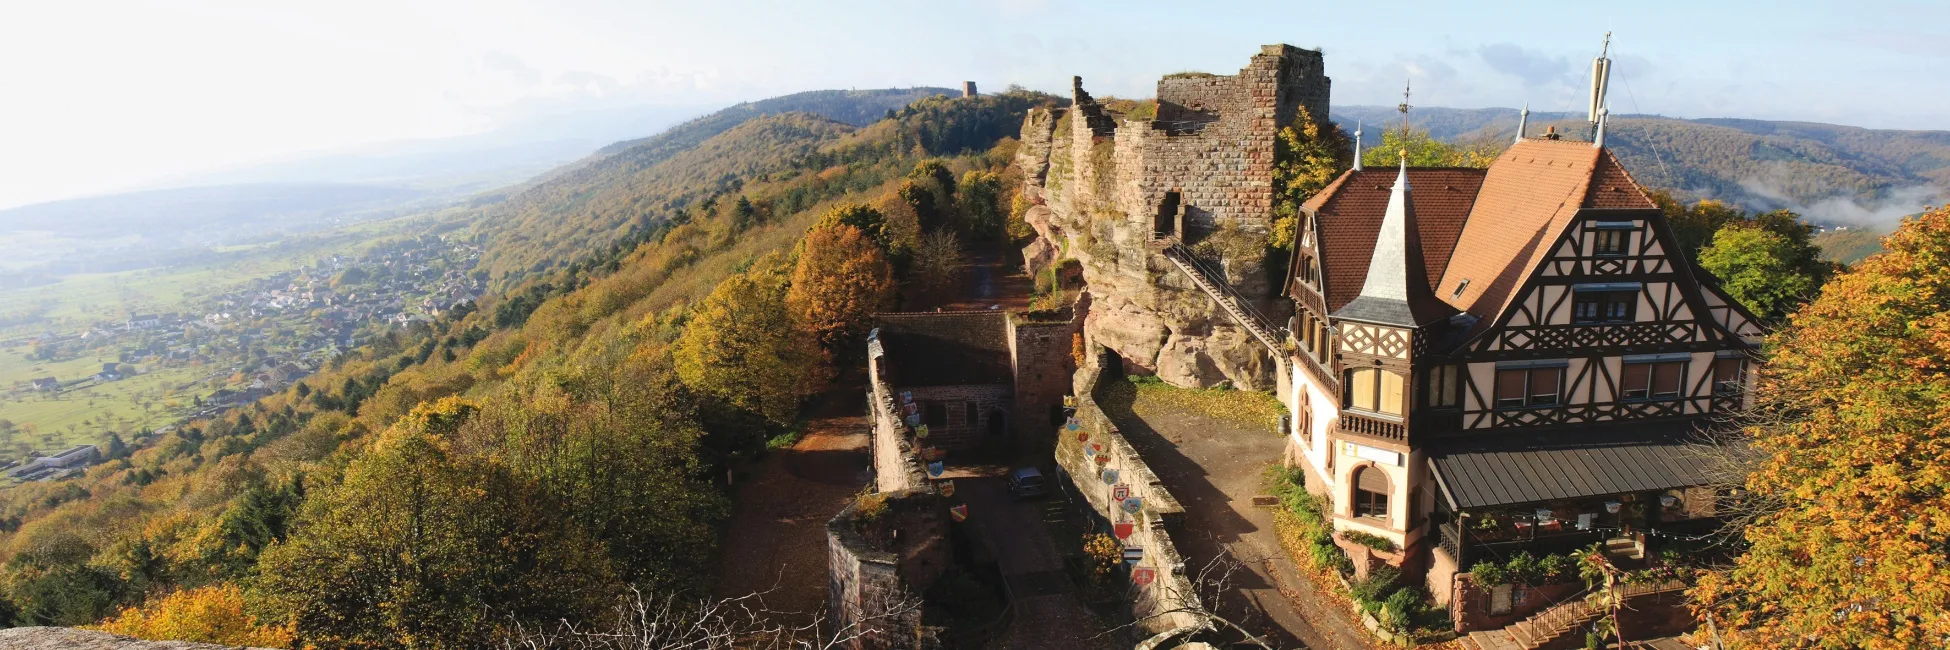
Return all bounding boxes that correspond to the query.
[1008,467,1047,498]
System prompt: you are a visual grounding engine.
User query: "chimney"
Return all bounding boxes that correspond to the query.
[1515,104,1529,144]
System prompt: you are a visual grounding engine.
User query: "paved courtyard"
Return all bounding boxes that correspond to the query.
[1099,378,1374,650]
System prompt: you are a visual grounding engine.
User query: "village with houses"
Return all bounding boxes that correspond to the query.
[0,233,483,480]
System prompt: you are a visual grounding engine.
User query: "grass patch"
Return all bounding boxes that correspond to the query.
[1106,374,1284,432]
[765,429,802,450]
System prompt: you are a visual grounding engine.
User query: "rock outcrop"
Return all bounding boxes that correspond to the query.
[0,627,272,650]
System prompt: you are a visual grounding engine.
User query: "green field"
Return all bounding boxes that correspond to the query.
[0,365,206,454]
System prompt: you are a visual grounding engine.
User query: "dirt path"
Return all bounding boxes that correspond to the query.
[1102,386,1375,650]
[713,383,870,620]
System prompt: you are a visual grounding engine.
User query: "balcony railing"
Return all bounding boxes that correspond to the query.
[1339,411,1406,442]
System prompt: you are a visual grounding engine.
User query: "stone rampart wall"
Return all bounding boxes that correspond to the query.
[1055,355,1204,634]
[868,359,932,492]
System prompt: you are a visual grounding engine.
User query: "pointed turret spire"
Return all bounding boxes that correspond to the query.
[1355,157,1415,304]
[1515,104,1529,144]
[1353,121,1364,172]
[1592,107,1609,148]
[1330,150,1457,327]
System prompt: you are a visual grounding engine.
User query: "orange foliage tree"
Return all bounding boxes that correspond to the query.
[787,224,896,350]
[94,583,294,647]
[1692,206,1950,647]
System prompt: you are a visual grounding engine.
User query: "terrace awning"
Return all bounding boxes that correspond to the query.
[1427,422,1723,510]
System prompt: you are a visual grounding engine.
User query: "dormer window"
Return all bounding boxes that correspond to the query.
[1591,221,1635,256]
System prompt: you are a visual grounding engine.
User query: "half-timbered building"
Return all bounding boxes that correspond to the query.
[1279,133,1763,606]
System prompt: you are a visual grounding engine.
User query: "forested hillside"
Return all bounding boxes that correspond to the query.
[0,88,1056,647]
[1333,106,1949,220]
[469,87,956,288]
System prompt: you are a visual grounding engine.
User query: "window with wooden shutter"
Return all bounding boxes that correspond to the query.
[1528,367,1562,405]
[1622,359,1687,401]
[1354,466,1391,520]
[1495,369,1526,409]
[1651,362,1683,398]
[1713,357,1745,395]
[1622,363,1650,400]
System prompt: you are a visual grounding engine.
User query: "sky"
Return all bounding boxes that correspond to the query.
[1,0,1944,211]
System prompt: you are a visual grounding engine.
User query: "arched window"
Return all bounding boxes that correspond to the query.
[1297,390,1312,443]
[1353,466,1391,520]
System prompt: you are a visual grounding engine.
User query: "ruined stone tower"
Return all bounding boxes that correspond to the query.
[1013,44,1330,390]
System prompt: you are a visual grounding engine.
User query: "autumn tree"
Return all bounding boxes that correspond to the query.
[907,230,965,307]
[1649,191,1751,261]
[672,260,825,426]
[1270,106,1352,250]
[1692,206,1950,647]
[787,225,896,350]
[255,407,617,648]
[95,583,294,647]
[813,203,889,249]
[872,192,923,266]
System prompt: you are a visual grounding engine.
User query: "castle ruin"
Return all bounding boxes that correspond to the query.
[1015,44,1330,389]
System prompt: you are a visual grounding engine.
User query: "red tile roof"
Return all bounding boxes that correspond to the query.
[1435,139,1603,321]
[1582,149,1657,210]
[1308,168,1486,311]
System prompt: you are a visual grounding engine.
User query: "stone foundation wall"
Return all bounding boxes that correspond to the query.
[1055,352,1203,634]
[1451,574,1586,633]
[828,489,949,650]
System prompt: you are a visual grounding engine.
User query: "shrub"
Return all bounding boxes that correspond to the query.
[1350,565,1402,612]
[1379,587,1426,632]
[1506,551,1541,584]
[1083,533,1122,579]
[1471,560,1508,586]
[1343,529,1397,553]
[854,491,889,522]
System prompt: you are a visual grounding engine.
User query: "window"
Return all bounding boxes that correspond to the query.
[1594,228,1628,255]
[1344,368,1405,416]
[1713,357,1746,396]
[924,403,947,427]
[1426,364,1460,408]
[1573,291,1637,324]
[965,401,979,425]
[1353,466,1390,520]
[1621,358,1687,400]
[1451,278,1471,300]
[1495,365,1563,408]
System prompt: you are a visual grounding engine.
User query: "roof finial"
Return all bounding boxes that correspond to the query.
[1592,107,1609,148]
[1515,104,1530,144]
[1353,121,1364,172]
[1397,79,1413,147]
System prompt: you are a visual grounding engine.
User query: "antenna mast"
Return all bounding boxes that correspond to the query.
[1588,32,1613,138]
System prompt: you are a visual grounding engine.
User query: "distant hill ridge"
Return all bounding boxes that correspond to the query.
[1332,105,1950,224]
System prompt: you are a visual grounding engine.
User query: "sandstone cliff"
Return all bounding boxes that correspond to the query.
[0,627,273,650]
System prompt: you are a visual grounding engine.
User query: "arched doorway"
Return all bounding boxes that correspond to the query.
[987,409,1008,437]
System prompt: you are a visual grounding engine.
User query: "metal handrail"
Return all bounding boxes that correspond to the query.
[1159,240,1288,354]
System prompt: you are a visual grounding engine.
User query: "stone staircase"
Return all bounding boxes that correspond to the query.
[1159,241,1285,356]
[1458,580,1688,650]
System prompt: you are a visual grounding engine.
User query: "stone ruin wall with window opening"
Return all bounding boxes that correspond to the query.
[1013,44,1330,390]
